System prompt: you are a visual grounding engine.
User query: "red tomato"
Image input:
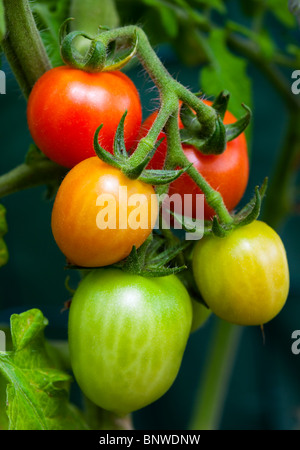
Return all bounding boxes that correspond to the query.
[138,100,249,220]
[27,66,142,168]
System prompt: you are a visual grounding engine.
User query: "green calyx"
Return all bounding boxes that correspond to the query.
[170,178,268,238]
[179,90,252,155]
[65,234,191,278]
[112,234,191,277]
[93,111,190,185]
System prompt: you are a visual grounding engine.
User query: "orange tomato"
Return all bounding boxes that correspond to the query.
[51,157,158,267]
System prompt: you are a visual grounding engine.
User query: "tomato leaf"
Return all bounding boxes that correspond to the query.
[0,309,89,430]
[31,0,70,67]
[271,0,295,27]
[0,324,10,430]
[191,0,226,14]
[200,29,252,128]
[0,373,7,429]
[142,0,179,38]
[156,4,179,38]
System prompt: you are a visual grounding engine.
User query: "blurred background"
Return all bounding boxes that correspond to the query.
[0,0,300,430]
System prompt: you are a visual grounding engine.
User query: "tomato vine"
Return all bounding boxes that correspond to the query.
[0,0,296,433]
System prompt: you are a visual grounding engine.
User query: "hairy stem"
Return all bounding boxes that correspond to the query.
[165,112,234,225]
[96,26,233,222]
[2,0,51,98]
[0,162,67,199]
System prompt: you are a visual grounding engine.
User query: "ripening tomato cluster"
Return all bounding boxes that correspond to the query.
[27,66,290,416]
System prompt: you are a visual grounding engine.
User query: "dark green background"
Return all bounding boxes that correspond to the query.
[0,42,300,430]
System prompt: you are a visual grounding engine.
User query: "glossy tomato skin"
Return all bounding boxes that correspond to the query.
[68,268,193,415]
[192,221,290,326]
[51,156,158,267]
[138,101,249,220]
[27,66,142,168]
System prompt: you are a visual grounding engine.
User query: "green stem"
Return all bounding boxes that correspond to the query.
[164,113,234,225]
[128,98,177,168]
[97,26,232,222]
[189,319,242,430]
[0,162,67,199]
[2,0,51,98]
[83,397,133,431]
[99,25,217,131]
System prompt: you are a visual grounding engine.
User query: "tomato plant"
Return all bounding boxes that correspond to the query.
[0,0,297,433]
[51,156,158,267]
[68,268,193,415]
[138,100,249,220]
[27,66,142,168]
[192,220,290,326]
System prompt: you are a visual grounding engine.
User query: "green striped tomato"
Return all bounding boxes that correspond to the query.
[68,268,193,415]
[192,220,289,326]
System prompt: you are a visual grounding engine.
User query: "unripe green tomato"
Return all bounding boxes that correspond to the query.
[68,269,193,416]
[190,299,212,332]
[192,220,289,326]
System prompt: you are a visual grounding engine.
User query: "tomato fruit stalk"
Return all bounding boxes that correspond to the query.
[138,100,249,220]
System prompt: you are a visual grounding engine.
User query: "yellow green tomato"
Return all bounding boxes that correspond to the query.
[190,299,212,332]
[192,220,289,326]
[68,268,193,416]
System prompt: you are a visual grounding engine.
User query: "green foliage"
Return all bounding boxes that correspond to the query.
[270,0,295,27]
[0,325,9,430]
[30,0,71,67]
[200,29,252,120]
[0,373,7,429]
[143,0,179,38]
[0,309,88,430]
